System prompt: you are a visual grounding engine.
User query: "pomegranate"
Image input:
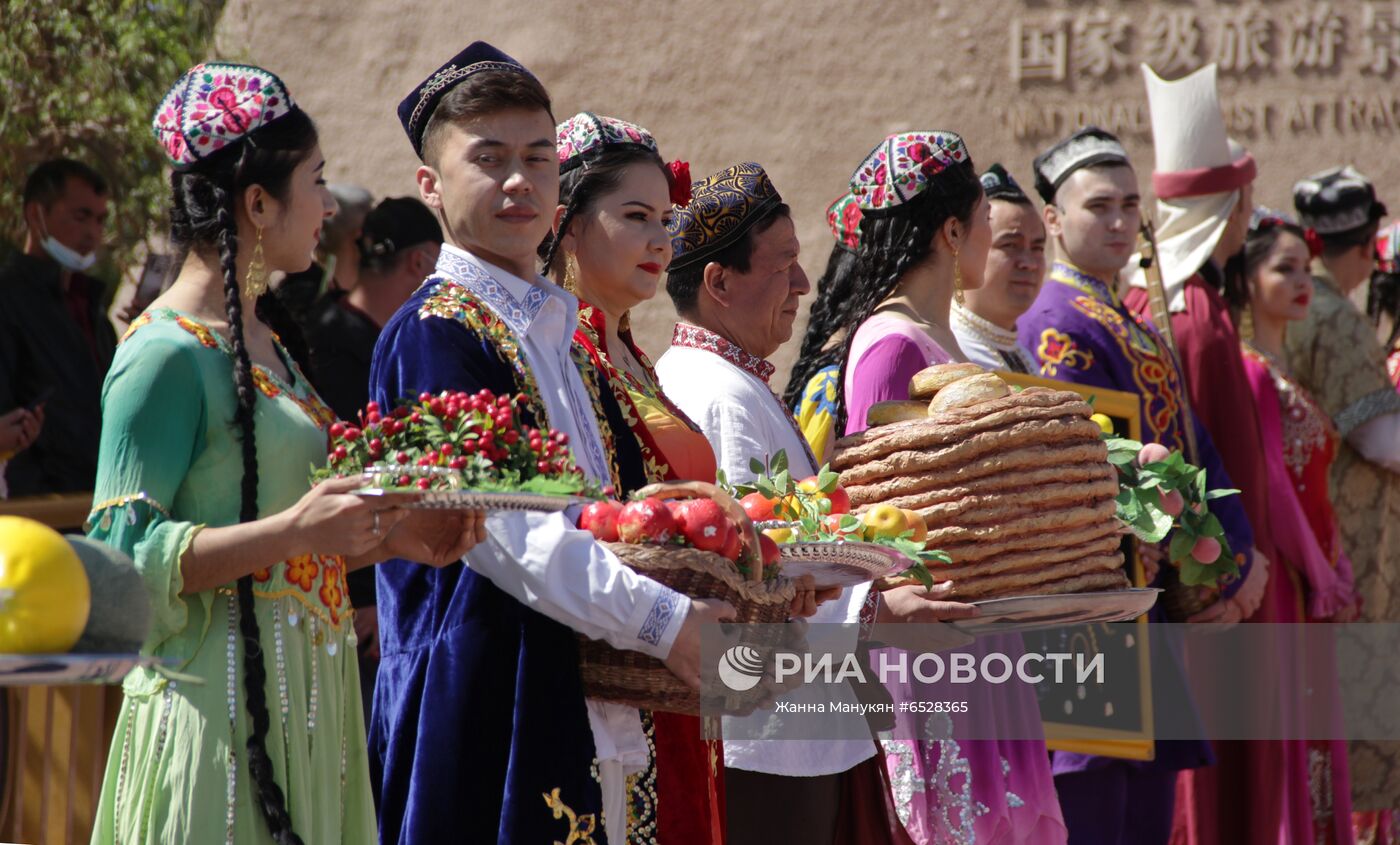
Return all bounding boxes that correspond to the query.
[579,500,624,543]
[616,497,678,544]
[678,498,728,553]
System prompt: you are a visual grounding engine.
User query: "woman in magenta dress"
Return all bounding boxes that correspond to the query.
[1239,215,1357,844]
[831,131,1067,844]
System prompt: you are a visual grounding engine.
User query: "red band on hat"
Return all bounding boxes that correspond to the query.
[1153,153,1258,199]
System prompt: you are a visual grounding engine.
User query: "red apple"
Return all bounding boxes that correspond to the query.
[740,492,777,522]
[678,498,729,553]
[758,533,781,567]
[1190,535,1222,564]
[719,524,742,561]
[1137,442,1172,466]
[1159,489,1185,517]
[826,485,851,515]
[579,500,624,542]
[617,497,678,544]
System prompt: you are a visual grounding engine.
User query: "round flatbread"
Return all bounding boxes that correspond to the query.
[909,362,986,399]
[927,373,1011,412]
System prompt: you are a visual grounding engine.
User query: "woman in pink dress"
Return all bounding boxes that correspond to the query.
[1239,215,1357,844]
[831,130,1068,844]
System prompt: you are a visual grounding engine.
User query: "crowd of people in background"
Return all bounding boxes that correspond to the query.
[5,37,1400,845]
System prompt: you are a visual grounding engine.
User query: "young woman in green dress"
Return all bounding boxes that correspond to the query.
[87,63,484,845]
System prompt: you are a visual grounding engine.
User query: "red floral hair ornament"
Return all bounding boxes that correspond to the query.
[667,160,692,207]
[1303,227,1324,259]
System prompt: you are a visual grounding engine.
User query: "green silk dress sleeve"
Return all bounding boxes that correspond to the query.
[87,329,211,670]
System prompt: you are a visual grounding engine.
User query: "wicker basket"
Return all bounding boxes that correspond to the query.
[576,481,798,715]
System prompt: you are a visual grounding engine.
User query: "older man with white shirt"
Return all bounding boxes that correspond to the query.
[658,162,970,845]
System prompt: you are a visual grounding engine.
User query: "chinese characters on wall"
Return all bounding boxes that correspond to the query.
[1003,2,1400,140]
[1011,2,1400,82]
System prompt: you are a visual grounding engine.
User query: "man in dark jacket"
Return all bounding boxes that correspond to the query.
[0,158,116,496]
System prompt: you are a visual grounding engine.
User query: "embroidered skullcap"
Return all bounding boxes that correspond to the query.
[556,112,658,173]
[849,131,976,215]
[1293,165,1389,236]
[397,41,535,159]
[1377,222,1400,274]
[359,197,443,266]
[1248,206,1298,232]
[667,162,783,272]
[980,163,1031,204]
[1032,126,1130,204]
[152,63,297,168]
[827,193,863,252]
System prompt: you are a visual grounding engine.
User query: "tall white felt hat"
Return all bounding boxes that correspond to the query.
[1142,63,1256,199]
[1128,63,1259,309]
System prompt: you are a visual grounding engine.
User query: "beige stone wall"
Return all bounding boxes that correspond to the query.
[218,0,1400,385]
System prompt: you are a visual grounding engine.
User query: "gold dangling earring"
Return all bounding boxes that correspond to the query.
[563,252,580,295]
[244,226,269,298]
[952,247,966,306]
[1238,306,1255,342]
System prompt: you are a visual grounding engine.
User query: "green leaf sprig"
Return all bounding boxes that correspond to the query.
[727,450,948,589]
[1105,433,1240,586]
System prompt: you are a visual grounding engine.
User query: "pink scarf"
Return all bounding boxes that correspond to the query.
[1242,352,1355,619]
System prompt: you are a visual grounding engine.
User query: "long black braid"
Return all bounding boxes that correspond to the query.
[537,144,668,280]
[831,180,983,435]
[782,244,859,409]
[168,107,318,845]
[214,191,302,845]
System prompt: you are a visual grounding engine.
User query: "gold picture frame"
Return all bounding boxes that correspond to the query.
[998,371,1156,761]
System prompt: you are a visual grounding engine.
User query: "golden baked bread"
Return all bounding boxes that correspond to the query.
[865,400,930,427]
[909,362,985,399]
[831,388,1091,470]
[927,373,1011,412]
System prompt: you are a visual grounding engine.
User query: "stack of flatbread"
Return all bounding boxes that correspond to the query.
[831,364,1129,600]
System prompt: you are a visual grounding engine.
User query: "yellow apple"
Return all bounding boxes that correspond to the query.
[860,504,909,541]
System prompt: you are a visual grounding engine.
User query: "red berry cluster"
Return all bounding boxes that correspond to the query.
[318,388,582,490]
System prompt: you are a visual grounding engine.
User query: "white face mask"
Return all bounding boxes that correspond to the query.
[37,209,97,273]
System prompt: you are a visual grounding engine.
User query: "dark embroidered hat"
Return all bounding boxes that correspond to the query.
[980,163,1031,204]
[667,162,783,272]
[397,41,534,159]
[1032,126,1130,204]
[1293,165,1389,236]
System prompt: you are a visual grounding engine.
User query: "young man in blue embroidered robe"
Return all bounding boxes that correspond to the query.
[1015,127,1257,845]
[367,42,732,845]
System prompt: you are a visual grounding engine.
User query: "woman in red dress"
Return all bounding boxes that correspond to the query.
[542,111,724,845]
[1239,215,1357,844]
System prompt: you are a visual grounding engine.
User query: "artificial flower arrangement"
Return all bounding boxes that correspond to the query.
[312,388,600,497]
[1090,413,1242,587]
[718,450,949,589]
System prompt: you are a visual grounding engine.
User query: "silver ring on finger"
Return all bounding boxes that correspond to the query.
[373,511,381,535]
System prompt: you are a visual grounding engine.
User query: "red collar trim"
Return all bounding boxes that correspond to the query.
[670,323,776,383]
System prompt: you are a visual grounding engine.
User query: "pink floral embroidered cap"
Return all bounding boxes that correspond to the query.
[826,193,863,252]
[849,131,976,215]
[557,112,658,173]
[152,62,297,168]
